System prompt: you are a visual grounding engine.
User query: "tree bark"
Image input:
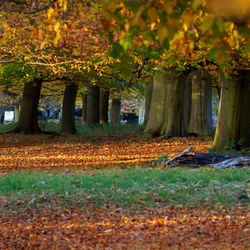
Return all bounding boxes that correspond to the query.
[15,78,42,134]
[144,75,166,136]
[160,70,190,137]
[0,112,4,124]
[61,83,78,134]
[142,81,153,130]
[14,104,20,123]
[144,69,190,137]
[99,89,109,124]
[212,70,250,151]
[86,85,100,125]
[110,98,121,124]
[188,70,213,136]
[81,93,87,124]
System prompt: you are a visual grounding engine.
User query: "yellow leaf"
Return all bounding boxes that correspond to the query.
[54,21,60,32]
[47,7,54,19]
[53,32,61,45]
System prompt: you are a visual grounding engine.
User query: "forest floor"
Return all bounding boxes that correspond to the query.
[0,129,249,249]
[0,131,211,173]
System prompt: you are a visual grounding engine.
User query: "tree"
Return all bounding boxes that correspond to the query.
[99,89,110,124]
[110,98,121,125]
[86,85,100,125]
[15,78,42,134]
[142,80,153,130]
[81,93,87,124]
[103,0,249,150]
[188,70,213,136]
[0,0,115,134]
[61,82,78,134]
[144,69,190,137]
[212,70,250,151]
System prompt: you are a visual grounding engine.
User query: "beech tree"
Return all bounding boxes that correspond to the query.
[99,89,110,124]
[110,98,121,125]
[86,85,100,125]
[144,69,190,137]
[0,0,115,134]
[188,70,213,136]
[15,79,42,134]
[102,0,249,150]
[61,82,78,134]
[212,70,250,150]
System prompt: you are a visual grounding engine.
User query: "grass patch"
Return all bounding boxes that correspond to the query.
[0,123,17,133]
[0,168,249,211]
[76,122,141,139]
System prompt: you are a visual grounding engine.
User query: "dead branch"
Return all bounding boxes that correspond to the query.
[163,145,194,167]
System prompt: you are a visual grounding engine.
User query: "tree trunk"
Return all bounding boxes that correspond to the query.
[160,70,190,137]
[0,112,4,124]
[144,70,190,137]
[188,70,213,136]
[212,70,250,151]
[81,93,87,124]
[110,98,121,124]
[14,104,20,123]
[142,81,153,130]
[144,75,166,136]
[61,83,78,134]
[86,85,100,125]
[99,89,109,124]
[15,79,42,134]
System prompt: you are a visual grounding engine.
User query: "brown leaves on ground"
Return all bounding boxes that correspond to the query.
[0,133,249,248]
[0,205,249,249]
[0,133,211,173]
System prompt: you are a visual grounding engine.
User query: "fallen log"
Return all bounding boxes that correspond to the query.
[163,145,194,167]
[161,146,250,169]
[211,157,250,169]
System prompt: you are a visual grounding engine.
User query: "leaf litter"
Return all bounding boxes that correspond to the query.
[0,133,249,248]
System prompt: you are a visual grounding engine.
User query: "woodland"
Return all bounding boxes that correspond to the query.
[0,0,249,248]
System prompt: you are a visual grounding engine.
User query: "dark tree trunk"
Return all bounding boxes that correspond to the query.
[86,85,100,125]
[81,93,87,124]
[188,70,213,136]
[15,79,42,134]
[110,98,121,124]
[61,83,78,134]
[144,69,190,137]
[212,70,250,151]
[0,112,4,124]
[142,81,153,130]
[99,89,109,124]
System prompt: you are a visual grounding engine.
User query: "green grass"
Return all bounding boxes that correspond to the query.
[1,121,140,137]
[76,122,140,138]
[0,168,249,211]
[0,122,17,133]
